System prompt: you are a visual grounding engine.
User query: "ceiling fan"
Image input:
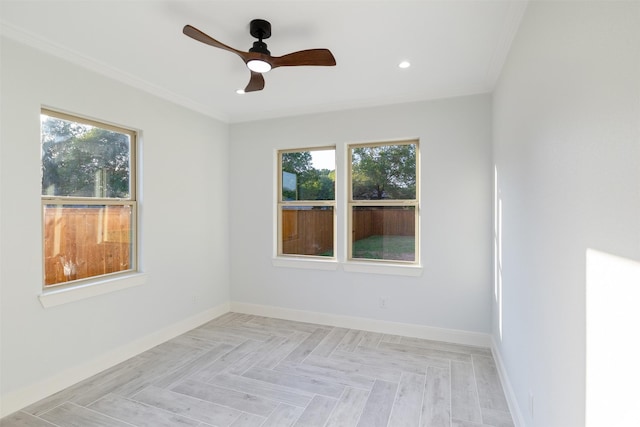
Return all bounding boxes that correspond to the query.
[183,19,337,93]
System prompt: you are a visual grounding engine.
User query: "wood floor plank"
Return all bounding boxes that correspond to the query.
[452,420,493,427]
[0,411,58,426]
[226,336,288,375]
[228,322,298,338]
[336,329,365,352]
[261,403,304,427]
[275,360,375,389]
[480,407,515,427]
[242,366,345,398]
[324,387,369,427]
[292,395,337,427]
[357,343,453,368]
[310,327,350,357]
[132,385,242,426]
[303,354,402,383]
[451,361,482,424]
[171,379,279,416]
[229,413,265,427]
[379,341,473,363]
[189,339,263,382]
[388,372,426,427]
[88,393,200,426]
[39,402,132,427]
[284,327,331,363]
[422,366,451,427]
[184,328,250,347]
[153,343,235,388]
[400,336,492,357]
[331,349,428,375]
[165,334,227,350]
[359,331,383,348]
[472,355,509,412]
[254,331,309,370]
[212,326,273,342]
[246,317,327,334]
[356,379,398,427]
[355,345,450,370]
[203,312,250,327]
[209,372,314,407]
[381,334,403,344]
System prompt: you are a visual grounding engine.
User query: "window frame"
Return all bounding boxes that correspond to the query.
[276,146,337,259]
[40,108,138,290]
[347,139,420,265]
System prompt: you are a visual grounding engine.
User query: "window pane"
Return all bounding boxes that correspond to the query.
[282,206,334,257]
[282,149,335,201]
[43,204,134,286]
[351,143,416,200]
[41,114,131,198]
[352,206,415,261]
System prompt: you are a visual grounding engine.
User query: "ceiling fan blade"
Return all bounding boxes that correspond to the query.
[244,72,265,92]
[183,25,250,61]
[270,49,336,69]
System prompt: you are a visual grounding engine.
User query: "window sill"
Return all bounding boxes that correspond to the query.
[272,257,339,271]
[39,272,148,308]
[272,257,423,277]
[343,261,423,277]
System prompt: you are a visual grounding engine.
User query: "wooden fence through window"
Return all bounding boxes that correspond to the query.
[282,208,334,256]
[43,206,132,286]
[282,207,414,255]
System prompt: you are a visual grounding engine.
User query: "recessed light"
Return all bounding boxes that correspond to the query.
[398,61,411,69]
[236,89,245,95]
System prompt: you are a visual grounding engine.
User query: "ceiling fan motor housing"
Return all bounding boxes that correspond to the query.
[250,40,270,55]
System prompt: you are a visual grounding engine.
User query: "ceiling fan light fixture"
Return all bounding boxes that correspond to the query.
[247,59,272,73]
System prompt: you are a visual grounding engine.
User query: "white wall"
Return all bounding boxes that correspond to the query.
[229,95,493,335]
[0,37,230,413]
[492,2,640,426]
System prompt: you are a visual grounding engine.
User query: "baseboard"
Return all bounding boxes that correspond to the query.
[230,301,491,348]
[491,336,527,427]
[0,302,230,418]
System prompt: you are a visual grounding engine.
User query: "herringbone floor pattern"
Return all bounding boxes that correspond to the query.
[1,313,514,427]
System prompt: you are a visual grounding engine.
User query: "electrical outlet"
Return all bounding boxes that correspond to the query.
[379,297,388,309]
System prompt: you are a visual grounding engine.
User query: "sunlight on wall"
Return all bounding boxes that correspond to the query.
[494,166,503,341]
[586,249,640,427]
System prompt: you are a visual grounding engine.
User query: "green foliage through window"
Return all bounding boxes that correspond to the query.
[41,114,131,199]
[351,143,416,200]
[281,150,335,201]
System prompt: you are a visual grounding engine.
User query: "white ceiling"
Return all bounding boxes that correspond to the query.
[0,0,528,123]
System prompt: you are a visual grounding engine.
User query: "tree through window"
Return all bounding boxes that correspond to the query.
[349,141,419,262]
[278,147,336,257]
[41,109,137,287]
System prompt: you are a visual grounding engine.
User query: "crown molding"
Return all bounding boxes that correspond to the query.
[0,20,230,123]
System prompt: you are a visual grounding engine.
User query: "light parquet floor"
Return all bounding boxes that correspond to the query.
[1,313,514,427]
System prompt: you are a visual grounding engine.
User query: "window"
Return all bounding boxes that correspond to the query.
[348,141,419,263]
[41,109,137,288]
[278,147,336,258]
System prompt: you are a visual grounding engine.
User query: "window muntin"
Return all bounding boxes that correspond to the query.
[348,141,419,263]
[278,148,336,258]
[41,109,137,287]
